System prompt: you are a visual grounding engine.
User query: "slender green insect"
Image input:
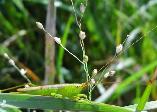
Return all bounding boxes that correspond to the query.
[2,52,90,100]
[16,83,88,99]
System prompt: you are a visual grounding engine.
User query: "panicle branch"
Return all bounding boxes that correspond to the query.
[3,53,31,84]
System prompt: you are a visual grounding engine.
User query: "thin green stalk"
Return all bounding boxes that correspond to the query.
[70,0,91,100]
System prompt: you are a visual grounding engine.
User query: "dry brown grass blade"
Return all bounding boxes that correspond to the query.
[17,61,40,82]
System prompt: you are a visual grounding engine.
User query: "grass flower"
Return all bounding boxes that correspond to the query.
[104,70,116,78]
[36,22,44,30]
[79,31,86,40]
[116,44,123,54]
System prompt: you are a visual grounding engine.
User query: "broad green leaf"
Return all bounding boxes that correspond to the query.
[0,93,132,112]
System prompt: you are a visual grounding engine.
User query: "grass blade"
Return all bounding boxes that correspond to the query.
[0,93,133,112]
[57,16,74,83]
[136,68,157,112]
[136,83,152,112]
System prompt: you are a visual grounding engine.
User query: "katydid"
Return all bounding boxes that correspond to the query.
[2,53,92,100]
[0,82,89,100]
[16,83,88,99]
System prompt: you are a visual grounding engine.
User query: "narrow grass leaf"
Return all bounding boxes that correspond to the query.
[57,16,74,83]
[136,83,152,112]
[136,68,157,112]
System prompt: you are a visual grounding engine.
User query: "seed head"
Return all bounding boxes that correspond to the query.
[25,84,30,88]
[92,69,98,76]
[116,44,123,54]
[20,69,27,75]
[104,72,109,78]
[104,70,116,78]
[83,55,88,63]
[79,31,86,40]
[3,53,9,59]
[54,37,61,44]
[91,78,96,84]
[110,70,116,76]
[9,59,15,66]
[33,110,37,112]
[36,22,44,29]
[80,3,85,13]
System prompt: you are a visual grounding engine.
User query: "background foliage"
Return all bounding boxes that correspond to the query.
[0,0,157,110]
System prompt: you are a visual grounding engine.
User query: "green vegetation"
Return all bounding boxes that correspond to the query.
[0,0,157,111]
[0,93,132,112]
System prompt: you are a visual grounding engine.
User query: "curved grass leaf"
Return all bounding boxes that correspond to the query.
[0,93,133,112]
[57,16,74,83]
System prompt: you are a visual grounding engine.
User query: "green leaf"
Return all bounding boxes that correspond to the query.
[57,16,74,83]
[0,93,133,112]
[0,12,15,34]
[136,83,152,112]
[136,69,157,112]
[12,0,28,15]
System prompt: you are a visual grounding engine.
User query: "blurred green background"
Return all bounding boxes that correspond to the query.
[0,0,157,106]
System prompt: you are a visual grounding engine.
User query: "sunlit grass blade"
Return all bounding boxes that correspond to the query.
[136,83,152,112]
[136,68,157,112]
